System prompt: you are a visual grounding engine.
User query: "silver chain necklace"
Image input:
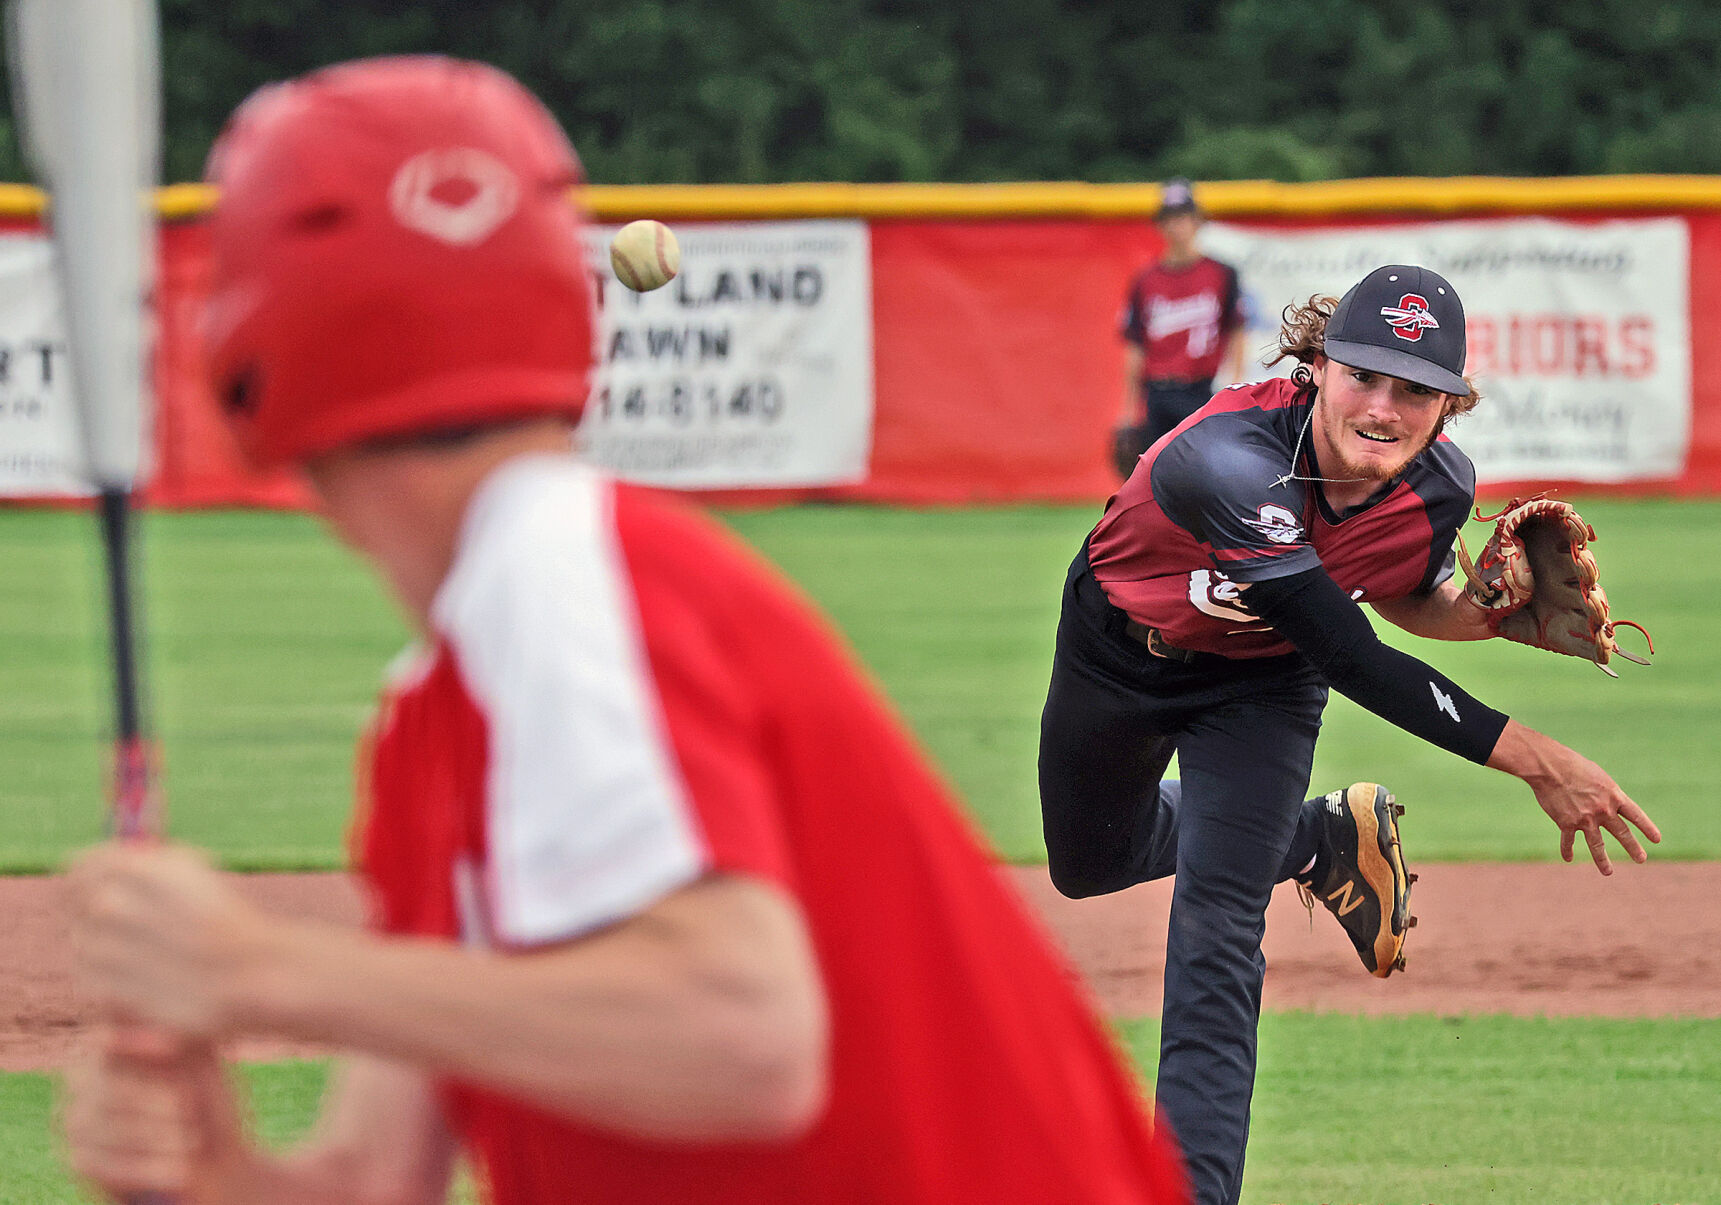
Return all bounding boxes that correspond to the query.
[1271,396,1370,490]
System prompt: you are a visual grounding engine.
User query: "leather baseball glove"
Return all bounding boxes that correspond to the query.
[1457,495,1653,675]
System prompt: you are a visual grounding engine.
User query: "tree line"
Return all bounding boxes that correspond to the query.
[1,0,1718,187]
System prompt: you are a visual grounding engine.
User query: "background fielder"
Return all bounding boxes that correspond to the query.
[1113,177,1248,478]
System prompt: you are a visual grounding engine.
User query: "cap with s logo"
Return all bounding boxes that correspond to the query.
[1324,264,1469,396]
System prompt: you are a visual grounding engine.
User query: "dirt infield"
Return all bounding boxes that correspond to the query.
[5,862,1716,1072]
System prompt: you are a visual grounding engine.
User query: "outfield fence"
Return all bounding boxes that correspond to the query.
[3,176,1720,505]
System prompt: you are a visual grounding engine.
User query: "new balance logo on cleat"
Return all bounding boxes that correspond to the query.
[1325,879,1364,917]
[1299,782,1415,978]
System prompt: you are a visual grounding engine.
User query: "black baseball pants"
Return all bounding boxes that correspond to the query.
[1038,550,1330,1205]
[1143,378,1215,446]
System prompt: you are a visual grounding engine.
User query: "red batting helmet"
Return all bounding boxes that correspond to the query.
[201,56,595,467]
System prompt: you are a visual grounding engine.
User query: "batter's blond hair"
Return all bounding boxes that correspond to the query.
[1270,294,1483,432]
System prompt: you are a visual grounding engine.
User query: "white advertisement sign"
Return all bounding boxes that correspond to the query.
[0,234,86,496]
[579,220,874,488]
[1202,218,1691,483]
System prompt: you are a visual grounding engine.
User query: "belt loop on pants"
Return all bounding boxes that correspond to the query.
[1123,620,1201,663]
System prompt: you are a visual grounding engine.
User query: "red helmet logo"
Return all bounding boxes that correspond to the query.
[388,147,520,247]
[1380,293,1439,342]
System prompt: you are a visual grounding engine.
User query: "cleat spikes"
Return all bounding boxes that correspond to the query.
[1391,803,1406,817]
[1407,915,1419,928]
[1408,872,1420,884]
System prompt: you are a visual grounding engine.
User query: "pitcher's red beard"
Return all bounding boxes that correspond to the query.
[1322,414,1436,481]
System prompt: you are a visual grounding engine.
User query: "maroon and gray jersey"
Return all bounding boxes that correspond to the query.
[1086,376,1475,659]
[1119,256,1243,383]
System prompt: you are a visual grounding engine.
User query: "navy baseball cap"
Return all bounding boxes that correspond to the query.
[1324,264,1469,396]
[1156,177,1199,217]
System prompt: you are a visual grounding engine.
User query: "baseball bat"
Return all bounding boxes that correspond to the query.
[7,0,163,828]
[8,3,173,1202]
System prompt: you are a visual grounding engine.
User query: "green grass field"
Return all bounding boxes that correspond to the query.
[3,498,1718,1203]
[2,499,1717,868]
[7,1014,1718,1205]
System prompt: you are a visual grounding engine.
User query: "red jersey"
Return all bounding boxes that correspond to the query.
[355,456,1187,1205]
[1119,255,1243,383]
[1086,377,1475,658]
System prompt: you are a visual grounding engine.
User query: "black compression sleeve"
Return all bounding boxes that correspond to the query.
[1246,568,1509,765]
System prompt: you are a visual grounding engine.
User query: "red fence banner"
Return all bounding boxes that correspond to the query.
[4,179,1721,507]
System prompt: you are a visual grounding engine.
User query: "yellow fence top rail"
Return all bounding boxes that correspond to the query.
[581,177,1721,220]
[4,176,1721,222]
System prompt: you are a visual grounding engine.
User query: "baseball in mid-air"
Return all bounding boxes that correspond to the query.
[610,219,680,292]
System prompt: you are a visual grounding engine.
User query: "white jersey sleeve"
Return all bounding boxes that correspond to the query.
[431,455,709,946]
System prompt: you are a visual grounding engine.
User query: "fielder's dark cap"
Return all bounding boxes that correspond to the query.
[1156,177,1199,218]
[1324,264,1469,396]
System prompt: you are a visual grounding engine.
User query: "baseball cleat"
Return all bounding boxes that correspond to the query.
[1297,782,1414,977]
